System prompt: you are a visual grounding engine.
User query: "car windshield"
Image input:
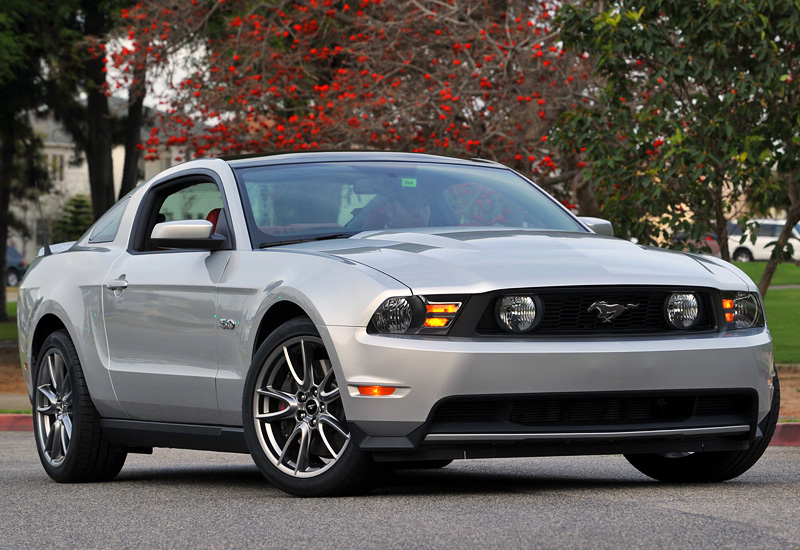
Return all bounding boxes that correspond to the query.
[234,160,585,248]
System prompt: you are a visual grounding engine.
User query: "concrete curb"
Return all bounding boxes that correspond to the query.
[0,414,32,431]
[0,414,797,446]
[770,423,800,446]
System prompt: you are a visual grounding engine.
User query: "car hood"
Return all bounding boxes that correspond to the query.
[290,228,753,294]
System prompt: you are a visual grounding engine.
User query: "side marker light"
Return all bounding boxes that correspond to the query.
[358,386,396,396]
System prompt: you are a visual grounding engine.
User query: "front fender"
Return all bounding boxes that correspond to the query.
[215,249,409,426]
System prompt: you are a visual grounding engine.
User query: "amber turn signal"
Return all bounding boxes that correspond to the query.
[426,303,459,314]
[358,385,396,396]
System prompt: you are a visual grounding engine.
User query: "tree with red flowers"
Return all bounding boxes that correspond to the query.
[125,0,595,205]
[109,0,230,198]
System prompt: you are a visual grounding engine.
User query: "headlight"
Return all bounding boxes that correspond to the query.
[370,296,462,334]
[495,295,542,333]
[722,292,765,329]
[665,293,699,329]
[371,297,415,334]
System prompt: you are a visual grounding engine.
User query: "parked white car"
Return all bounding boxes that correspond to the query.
[728,219,800,262]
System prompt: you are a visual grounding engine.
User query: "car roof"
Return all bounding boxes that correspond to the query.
[221,150,505,170]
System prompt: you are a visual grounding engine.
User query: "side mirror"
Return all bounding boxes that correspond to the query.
[150,220,226,250]
[578,216,614,237]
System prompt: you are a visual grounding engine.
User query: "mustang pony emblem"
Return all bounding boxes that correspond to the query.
[588,301,639,323]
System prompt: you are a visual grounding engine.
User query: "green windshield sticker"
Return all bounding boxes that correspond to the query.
[402,178,417,188]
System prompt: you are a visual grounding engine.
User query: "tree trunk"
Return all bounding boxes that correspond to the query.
[712,182,731,262]
[0,123,15,323]
[711,217,730,263]
[572,170,602,218]
[85,53,116,221]
[758,176,800,297]
[119,63,146,199]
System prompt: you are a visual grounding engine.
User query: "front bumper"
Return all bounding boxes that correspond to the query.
[323,326,773,453]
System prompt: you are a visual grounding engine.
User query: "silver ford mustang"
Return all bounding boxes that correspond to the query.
[17,152,779,496]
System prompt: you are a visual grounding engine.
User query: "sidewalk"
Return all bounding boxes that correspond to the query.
[0,393,30,409]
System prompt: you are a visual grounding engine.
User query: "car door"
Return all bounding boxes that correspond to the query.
[103,178,232,424]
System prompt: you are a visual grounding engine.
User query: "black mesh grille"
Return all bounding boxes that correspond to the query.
[432,401,499,423]
[695,395,752,416]
[430,392,753,428]
[476,288,716,335]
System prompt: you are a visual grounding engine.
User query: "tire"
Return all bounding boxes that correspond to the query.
[33,330,127,482]
[732,248,754,262]
[6,269,19,287]
[625,372,780,483]
[243,317,383,497]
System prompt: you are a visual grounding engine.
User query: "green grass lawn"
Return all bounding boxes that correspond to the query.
[764,288,800,364]
[733,261,800,286]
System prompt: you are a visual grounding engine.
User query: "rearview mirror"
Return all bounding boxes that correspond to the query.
[578,217,614,237]
[151,220,225,250]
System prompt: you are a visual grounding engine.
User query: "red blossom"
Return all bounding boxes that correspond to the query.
[133,0,591,191]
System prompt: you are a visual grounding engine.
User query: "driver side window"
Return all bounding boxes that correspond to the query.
[134,179,227,252]
[158,182,223,223]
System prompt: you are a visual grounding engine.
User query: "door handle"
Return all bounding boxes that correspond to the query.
[106,277,128,291]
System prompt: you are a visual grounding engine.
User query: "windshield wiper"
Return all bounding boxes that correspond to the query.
[258,233,355,249]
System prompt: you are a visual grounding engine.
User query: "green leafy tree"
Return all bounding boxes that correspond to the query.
[52,195,94,243]
[44,0,123,221]
[0,0,65,320]
[551,0,800,295]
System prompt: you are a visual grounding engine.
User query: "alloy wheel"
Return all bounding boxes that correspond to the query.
[35,350,73,467]
[252,335,350,478]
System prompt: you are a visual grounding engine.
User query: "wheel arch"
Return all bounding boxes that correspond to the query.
[251,300,310,360]
[30,313,69,383]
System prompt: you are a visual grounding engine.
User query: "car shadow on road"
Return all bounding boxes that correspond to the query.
[111,459,667,498]
[374,466,655,497]
[115,463,265,487]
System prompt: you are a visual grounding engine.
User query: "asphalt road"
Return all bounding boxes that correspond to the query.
[2,432,799,550]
